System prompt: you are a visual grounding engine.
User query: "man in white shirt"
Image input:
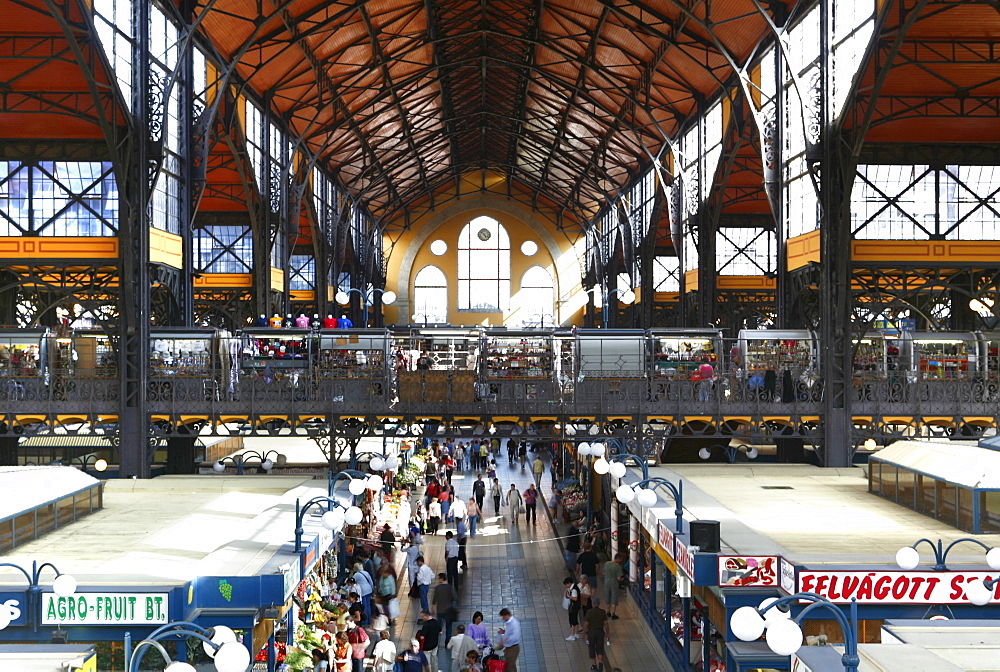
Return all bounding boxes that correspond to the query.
[415,556,435,613]
[444,531,461,588]
[497,608,522,672]
[446,624,478,670]
[450,496,468,524]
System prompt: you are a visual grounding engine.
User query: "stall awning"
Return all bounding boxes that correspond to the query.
[0,466,101,519]
[19,435,115,448]
[872,440,1000,489]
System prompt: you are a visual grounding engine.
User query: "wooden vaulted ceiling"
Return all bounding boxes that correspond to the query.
[193,0,792,228]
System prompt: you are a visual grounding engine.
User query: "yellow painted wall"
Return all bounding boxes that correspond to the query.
[382,197,588,326]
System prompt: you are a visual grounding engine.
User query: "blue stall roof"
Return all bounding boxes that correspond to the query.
[978,434,1000,452]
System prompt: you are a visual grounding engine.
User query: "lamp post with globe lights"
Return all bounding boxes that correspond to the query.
[69,454,110,474]
[124,622,251,672]
[895,537,1000,605]
[336,287,396,327]
[894,537,1000,572]
[213,450,282,475]
[614,476,684,534]
[293,496,365,553]
[367,452,400,493]
[729,594,860,672]
[595,452,649,480]
[327,468,371,500]
[595,452,647,561]
[0,561,77,632]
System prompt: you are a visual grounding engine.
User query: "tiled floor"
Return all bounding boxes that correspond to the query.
[385,450,672,672]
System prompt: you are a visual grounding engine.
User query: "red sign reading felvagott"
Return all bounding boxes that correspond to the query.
[797,570,1000,604]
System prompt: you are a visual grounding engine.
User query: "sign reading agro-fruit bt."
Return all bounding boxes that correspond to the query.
[42,592,169,625]
[798,570,1000,604]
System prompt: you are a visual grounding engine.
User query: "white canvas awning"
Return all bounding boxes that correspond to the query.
[873,440,1000,489]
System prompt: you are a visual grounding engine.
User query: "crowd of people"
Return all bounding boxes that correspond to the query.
[309,437,629,672]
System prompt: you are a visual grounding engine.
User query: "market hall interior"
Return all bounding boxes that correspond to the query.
[3,0,1000,670]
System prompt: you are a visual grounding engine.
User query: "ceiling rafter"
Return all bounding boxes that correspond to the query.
[357,2,433,194]
[192,0,790,231]
[273,5,406,214]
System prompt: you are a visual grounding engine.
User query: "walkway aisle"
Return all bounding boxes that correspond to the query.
[388,447,671,672]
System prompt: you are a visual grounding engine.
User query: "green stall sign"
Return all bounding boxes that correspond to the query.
[41,593,169,625]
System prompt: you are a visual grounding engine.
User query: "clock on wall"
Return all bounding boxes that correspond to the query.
[477,227,492,241]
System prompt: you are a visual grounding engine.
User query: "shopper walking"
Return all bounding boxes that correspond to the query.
[444,531,460,588]
[352,563,375,622]
[532,455,545,490]
[578,574,594,617]
[522,484,538,524]
[379,523,396,559]
[439,486,452,522]
[504,483,523,524]
[564,524,581,574]
[404,539,421,587]
[583,597,610,672]
[496,608,521,672]
[563,576,582,641]
[602,554,625,620]
[332,633,351,672]
[376,564,397,624]
[450,495,468,528]
[346,620,370,672]
[312,647,330,672]
[418,610,442,672]
[576,543,601,590]
[432,572,458,639]
[479,443,489,472]
[466,611,489,651]
[472,474,486,511]
[415,556,435,613]
[490,477,502,516]
[446,624,478,670]
[427,498,442,535]
[397,640,429,672]
[466,497,480,538]
[371,631,397,672]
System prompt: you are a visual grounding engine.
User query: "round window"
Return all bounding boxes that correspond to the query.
[520,240,538,256]
[429,239,448,256]
[477,227,492,241]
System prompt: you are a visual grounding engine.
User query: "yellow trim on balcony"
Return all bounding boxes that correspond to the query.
[194,273,253,288]
[149,228,183,269]
[0,236,118,259]
[786,230,821,271]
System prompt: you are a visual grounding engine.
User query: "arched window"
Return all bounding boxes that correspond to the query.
[517,266,555,327]
[458,216,510,311]
[413,265,448,324]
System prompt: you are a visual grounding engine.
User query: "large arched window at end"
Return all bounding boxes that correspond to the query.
[516,265,555,327]
[458,216,510,311]
[413,265,448,324]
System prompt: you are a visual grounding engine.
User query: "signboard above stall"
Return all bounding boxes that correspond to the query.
[798,570,1000,604]
[40,592,169,626]
[779,557,796,595]
[658,522,695,581]
[873,318,916,335]
[718,556,779,587]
